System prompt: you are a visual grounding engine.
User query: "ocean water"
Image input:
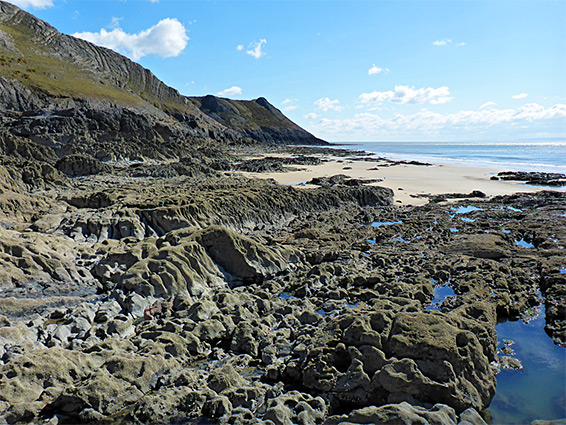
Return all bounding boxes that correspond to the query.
[340,141,566,174]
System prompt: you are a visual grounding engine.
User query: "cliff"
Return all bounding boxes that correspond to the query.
[189,95,326,145]
[0,1,326,160]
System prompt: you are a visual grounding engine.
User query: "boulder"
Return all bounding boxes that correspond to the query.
[191,225,290,285]
[325,402,458,425]
[55,154,110,177]
[443,234,510,260]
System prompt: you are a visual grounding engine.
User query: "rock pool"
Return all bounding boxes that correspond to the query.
[488,307,566,423]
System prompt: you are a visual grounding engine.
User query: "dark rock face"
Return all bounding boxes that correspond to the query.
[191,95,327,146]
[234,155,323,173]
[495,171,566,187]
[55,154,110,176]
[201,95,237,115]
[0,1,326,155]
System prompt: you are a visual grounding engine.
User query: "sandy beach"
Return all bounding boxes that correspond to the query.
[2,1,565,422]
[236,153,566,206]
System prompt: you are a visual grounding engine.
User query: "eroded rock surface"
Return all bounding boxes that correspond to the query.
[0,146,564,424]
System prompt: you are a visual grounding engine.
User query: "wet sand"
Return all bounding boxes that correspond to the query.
[237,155,566,206]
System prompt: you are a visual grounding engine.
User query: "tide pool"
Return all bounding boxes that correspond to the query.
[488,308,566,423]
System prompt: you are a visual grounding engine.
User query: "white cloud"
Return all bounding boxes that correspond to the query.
[480,101,497,109]
[433,39,466,47]
[73,18,189,61]
[359,85,452,105]
[512,93,528,99]
[311,103,566,139]
[433,39,452,46]
[217,86,242,96]
[314,97,343,112]
[149,0,159,3]
[108,17,122,30]
[236,45,244,51]
[303,113,319,120]
[246,39,267,59]
[7,0,53,8]
[368,64,388,75]
[281,99,299,111]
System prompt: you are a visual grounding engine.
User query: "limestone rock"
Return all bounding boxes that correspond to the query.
[191,225,290,285]
[324,402,458,425]
[444,234,510,260]
[55,154,110,177]
[383,311,495,412]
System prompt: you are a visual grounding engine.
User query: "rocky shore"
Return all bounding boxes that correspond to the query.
[0,143,565,424]
[1,3,565,423]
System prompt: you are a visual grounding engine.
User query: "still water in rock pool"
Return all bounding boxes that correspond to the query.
[426,281,455,310]
[488,307,566,424]
[451,206,483,215]
[515,238,535,248]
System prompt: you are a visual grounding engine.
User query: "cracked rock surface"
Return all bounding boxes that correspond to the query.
[0,144,564,425]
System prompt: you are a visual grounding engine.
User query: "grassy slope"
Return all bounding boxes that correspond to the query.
[0,4,318,144]
[0,22,143,106]
[187,97,300,132]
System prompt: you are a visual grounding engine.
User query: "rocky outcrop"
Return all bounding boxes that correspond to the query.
[0,225,98,297]
[494,171,566,187]
[285,305,495,414]
[0,7,565,420]
[190,95,327,145]
[55,153,111,176]
[325,403,487,425]
[0,166,564,424]
[0,1,326,157]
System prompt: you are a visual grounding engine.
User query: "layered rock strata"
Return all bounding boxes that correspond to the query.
[0,145,564,424]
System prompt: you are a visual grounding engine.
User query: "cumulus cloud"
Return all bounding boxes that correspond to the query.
[512,93,528,99]
[246,39,267,59]
[311,103,566,139]
[359,85,452,105]
[217,86,242,96]
[304,113,319,120]
[315,97,343,112]
[368,64,388,75]
[433,39,465,47]
[433,39,452,46]
[8,0,53,8]
[236,45,244,51]
[281,99,299,111]
[73,18,189,61]
[480,101,497,109]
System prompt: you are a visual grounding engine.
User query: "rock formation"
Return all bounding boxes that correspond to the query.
[0,2,564,425]
[0,0,324,162]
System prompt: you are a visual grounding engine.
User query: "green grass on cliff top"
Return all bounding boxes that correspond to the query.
[188,96,298,132]
[0,22,146,107]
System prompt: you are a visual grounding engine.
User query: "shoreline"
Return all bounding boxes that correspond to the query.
[1,144,565,424]
[329,141,566,175]
[235,151,566,206]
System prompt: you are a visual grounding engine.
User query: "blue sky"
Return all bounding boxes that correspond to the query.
[8,0,566,142]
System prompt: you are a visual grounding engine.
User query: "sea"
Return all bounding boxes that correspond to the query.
[339,141,566,174]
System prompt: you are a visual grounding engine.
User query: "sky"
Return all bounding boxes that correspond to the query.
[7,0,566,142]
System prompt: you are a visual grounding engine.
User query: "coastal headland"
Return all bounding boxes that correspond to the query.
[0,2,565,424]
